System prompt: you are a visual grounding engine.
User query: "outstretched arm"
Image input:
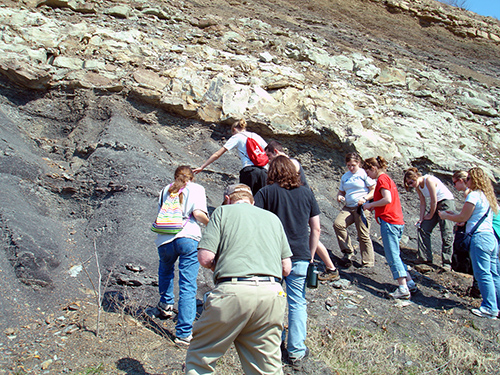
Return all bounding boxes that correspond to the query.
[193,147,227,174]
[439,202,474,223]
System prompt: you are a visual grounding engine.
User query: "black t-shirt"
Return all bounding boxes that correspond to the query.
[254,183,320,261]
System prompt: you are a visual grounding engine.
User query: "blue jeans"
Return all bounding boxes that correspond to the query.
[470,231,500,315]
[380,219,408,279]
[158,237,199,338]
[283,260,308,360]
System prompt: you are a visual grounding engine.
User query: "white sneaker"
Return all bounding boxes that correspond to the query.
[174,334,193,347]
[389,286,410,300]
[471,308,498,320]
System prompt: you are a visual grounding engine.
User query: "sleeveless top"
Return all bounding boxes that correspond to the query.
[417,175,453,202]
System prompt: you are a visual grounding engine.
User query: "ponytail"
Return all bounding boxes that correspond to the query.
[231,118,247,132]
[168,166,194,203]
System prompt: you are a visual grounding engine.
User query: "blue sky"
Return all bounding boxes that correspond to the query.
[464,0,500,19]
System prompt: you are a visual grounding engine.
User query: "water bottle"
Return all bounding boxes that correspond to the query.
[306,263,318,289]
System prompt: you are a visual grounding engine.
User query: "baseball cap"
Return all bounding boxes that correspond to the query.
[223,183,252,196]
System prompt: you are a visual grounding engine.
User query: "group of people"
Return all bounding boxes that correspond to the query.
[153,119,500,374]
[403,167,500,318]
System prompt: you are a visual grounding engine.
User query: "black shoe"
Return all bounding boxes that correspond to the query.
[280,341,289,363]
[412,258,433,265]
[338,254,353,268]
[290,348,310,370]
[157,302,175,318]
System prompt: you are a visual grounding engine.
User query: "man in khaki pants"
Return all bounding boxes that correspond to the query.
[185,184,292,375]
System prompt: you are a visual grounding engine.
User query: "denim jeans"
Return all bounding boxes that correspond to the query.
[283,260,308,360]
[469,231,500,315]
[379,219,408,279]
[158,237,199,338]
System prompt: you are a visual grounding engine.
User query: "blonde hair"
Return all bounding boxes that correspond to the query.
[229,191,254,204]
[231,118,247,132]
[467,167,498,215]
[452,170,468,182]
[168,166,194,203]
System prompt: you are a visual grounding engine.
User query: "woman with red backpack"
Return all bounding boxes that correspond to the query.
[193,119,268,195]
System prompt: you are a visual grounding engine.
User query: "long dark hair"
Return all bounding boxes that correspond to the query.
[345,152,362,164]
[267,156,301,190]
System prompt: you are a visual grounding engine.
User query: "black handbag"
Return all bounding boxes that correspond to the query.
[451,208,490,274]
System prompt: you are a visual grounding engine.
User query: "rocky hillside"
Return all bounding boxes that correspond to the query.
[0,0,500,374]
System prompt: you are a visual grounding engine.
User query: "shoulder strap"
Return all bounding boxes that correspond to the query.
[241,131,252,139]
[160,186,167,204]
[469,207,491,235]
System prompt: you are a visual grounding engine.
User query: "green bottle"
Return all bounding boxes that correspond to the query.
[306,263,318,288]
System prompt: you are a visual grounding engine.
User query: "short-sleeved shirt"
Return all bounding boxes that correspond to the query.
[223,131,267,169]
[465,190,493,233]
[373,173,404,225]
[339,169,376,207]
[290,158,308,188]
[155,182,208,248]
[198,203,292,282]
[417,175,454,202]
[254,183,320,261]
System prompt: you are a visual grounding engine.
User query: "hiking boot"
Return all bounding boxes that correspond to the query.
[289,347,310,370]
[412,258,433,266]
[318,268,340,281]
[338,254,353,268]
[157,302,175,318]
[174,334,193,347]
[389,286,410,300]
[471,308,498,320]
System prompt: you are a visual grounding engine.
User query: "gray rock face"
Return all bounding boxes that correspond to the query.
[0,0,498,329]
[0,2,498,176]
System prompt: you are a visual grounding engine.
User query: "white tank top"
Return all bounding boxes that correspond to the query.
[418,175,454,202]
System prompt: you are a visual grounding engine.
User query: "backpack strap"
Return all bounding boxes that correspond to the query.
[468,207,491,235]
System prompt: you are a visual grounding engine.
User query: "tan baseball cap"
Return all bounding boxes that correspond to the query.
[223,183,252,196]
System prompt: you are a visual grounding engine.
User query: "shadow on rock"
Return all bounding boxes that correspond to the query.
[116,357,148,375]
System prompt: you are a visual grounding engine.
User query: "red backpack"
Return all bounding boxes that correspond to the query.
[245,133,269,167]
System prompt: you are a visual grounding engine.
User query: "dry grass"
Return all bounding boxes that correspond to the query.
[307,323,500,374]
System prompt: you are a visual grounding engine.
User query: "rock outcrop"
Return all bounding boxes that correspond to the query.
[0,0,499,177]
